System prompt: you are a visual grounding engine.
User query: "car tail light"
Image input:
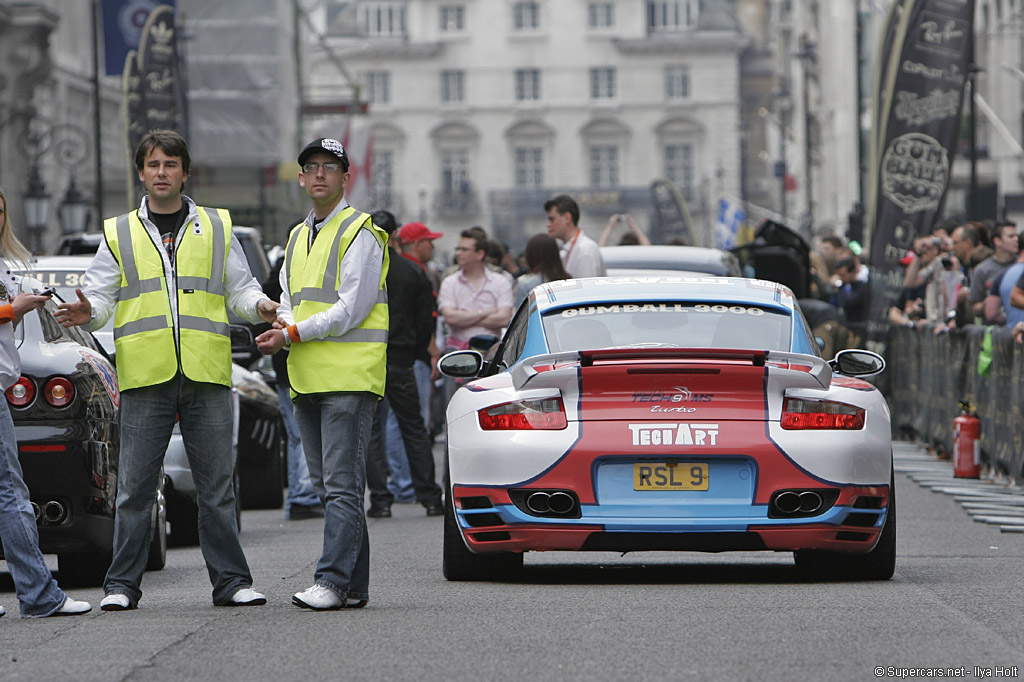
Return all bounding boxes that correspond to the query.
[781,397,865,430]
[479,397,567,430]
[6,377,36,407]
[43,377,75,407]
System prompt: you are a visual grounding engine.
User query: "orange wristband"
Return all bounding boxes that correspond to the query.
[287,324,300,344]
[0,303,13,324]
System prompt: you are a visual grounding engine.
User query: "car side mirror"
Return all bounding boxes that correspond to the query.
[230,324,256,360]
[830,349,885,377]
[439,350,484,378]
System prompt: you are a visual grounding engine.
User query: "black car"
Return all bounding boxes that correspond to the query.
[0,293,166,586]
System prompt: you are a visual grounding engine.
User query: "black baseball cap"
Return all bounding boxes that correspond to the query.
[298,138,349,171]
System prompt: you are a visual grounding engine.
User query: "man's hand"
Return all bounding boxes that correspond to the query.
[1014,321,1024,344]
[54,289,92,328]
[257,298,280,323]
[255,328,286,355]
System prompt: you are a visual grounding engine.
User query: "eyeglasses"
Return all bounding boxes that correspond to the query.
[454,246,475,252]
[302,162,343,174]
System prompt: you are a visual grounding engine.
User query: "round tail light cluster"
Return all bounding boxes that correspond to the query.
[5,377,36,407]
[5,376,75,408]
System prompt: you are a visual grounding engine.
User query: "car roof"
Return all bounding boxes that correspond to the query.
[25,255,95,270]
[600,245,742,277]
[533,275,797,314]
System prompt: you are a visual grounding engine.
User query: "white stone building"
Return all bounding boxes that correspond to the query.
[304,0,748,253]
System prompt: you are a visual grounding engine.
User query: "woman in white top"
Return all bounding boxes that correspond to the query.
[0,186,91,618]
[514,233,571,309]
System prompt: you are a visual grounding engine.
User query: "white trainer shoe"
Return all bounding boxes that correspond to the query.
[50,597,92,616]
[292,585,366,610]
[0,604,5,617]
[227,587,267,606]
[100,593,133,611]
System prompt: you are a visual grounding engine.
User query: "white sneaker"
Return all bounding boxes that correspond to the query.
[49,597,91,616]
[100,593,133,611]
[292,585,366,610]
[227,587,266,606]
[0,605,5,617]
[291,584,343,610]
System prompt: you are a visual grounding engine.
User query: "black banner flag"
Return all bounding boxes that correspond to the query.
[866,0,975,351]
[122,4,182,205]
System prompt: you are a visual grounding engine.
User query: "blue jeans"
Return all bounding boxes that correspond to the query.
[277,382,318,510]
[293,391,374,601]
[105,375,253,606]
[383,401,414,501]
[0,402,68,617]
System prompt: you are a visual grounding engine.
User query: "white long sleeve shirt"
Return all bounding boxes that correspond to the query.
[83,195,269,335]
[0,263,22,390]
[276,201,384,342]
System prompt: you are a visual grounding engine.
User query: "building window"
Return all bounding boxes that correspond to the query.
[665,65,689,99]
[588,2,614,28]
[513,1,540,30]
[441,70,465,103]
[441,148,472,205]
[365,71,390,104]
[590,67,616,99]
[371,149,394,207]
[589,145,619,188]
[440,5,465,31]
[665,144,694,199]
[515,147,544,187]
[515,69,541,101]
[647,0,698,32]
[360,2,408,37]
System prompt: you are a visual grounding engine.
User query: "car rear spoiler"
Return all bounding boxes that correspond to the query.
[510,347,831,392]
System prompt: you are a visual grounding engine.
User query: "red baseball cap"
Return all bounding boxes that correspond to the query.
[398,222,443,244]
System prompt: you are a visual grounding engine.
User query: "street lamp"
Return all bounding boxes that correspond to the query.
[23,165,51,253]
[59,177,90,234]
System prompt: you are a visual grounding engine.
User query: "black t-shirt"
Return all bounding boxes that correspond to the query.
[149,206,188,260]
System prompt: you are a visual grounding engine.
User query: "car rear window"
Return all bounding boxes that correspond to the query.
[542,302,792,352]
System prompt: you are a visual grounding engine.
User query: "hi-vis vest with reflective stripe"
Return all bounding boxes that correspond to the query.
[285,207,389,397]
[103,208,233,391]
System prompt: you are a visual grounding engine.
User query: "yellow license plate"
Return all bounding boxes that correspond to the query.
[633,462,709,491]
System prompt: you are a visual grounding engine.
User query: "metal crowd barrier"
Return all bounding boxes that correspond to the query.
[884,323,1024,478]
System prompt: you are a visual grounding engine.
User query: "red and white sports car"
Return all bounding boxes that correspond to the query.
[439,276,894,581]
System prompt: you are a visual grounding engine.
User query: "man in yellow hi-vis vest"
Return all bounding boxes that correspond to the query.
[256,138,389,610]
[56,130,278,611]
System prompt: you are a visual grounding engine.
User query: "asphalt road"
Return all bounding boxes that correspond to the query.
[2,441,1023,682]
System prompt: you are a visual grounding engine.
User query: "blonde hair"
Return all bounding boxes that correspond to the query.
[0,186,32,269]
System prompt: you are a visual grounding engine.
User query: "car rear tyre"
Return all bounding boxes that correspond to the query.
[57,551,112,588]
[443,493,522,581]
[168,465,241,546]
[795,470,896,581]
[146,492,167,571]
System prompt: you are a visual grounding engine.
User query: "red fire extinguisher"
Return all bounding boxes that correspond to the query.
[953,401,981,479]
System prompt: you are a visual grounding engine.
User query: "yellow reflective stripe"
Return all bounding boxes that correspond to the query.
[322,211,366,292]
[295,277,389,307]
[177,275,213,291]
[114,315,169,339]
[204,208,227,296]
[179,315,229,337]
[114,213,165,300]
